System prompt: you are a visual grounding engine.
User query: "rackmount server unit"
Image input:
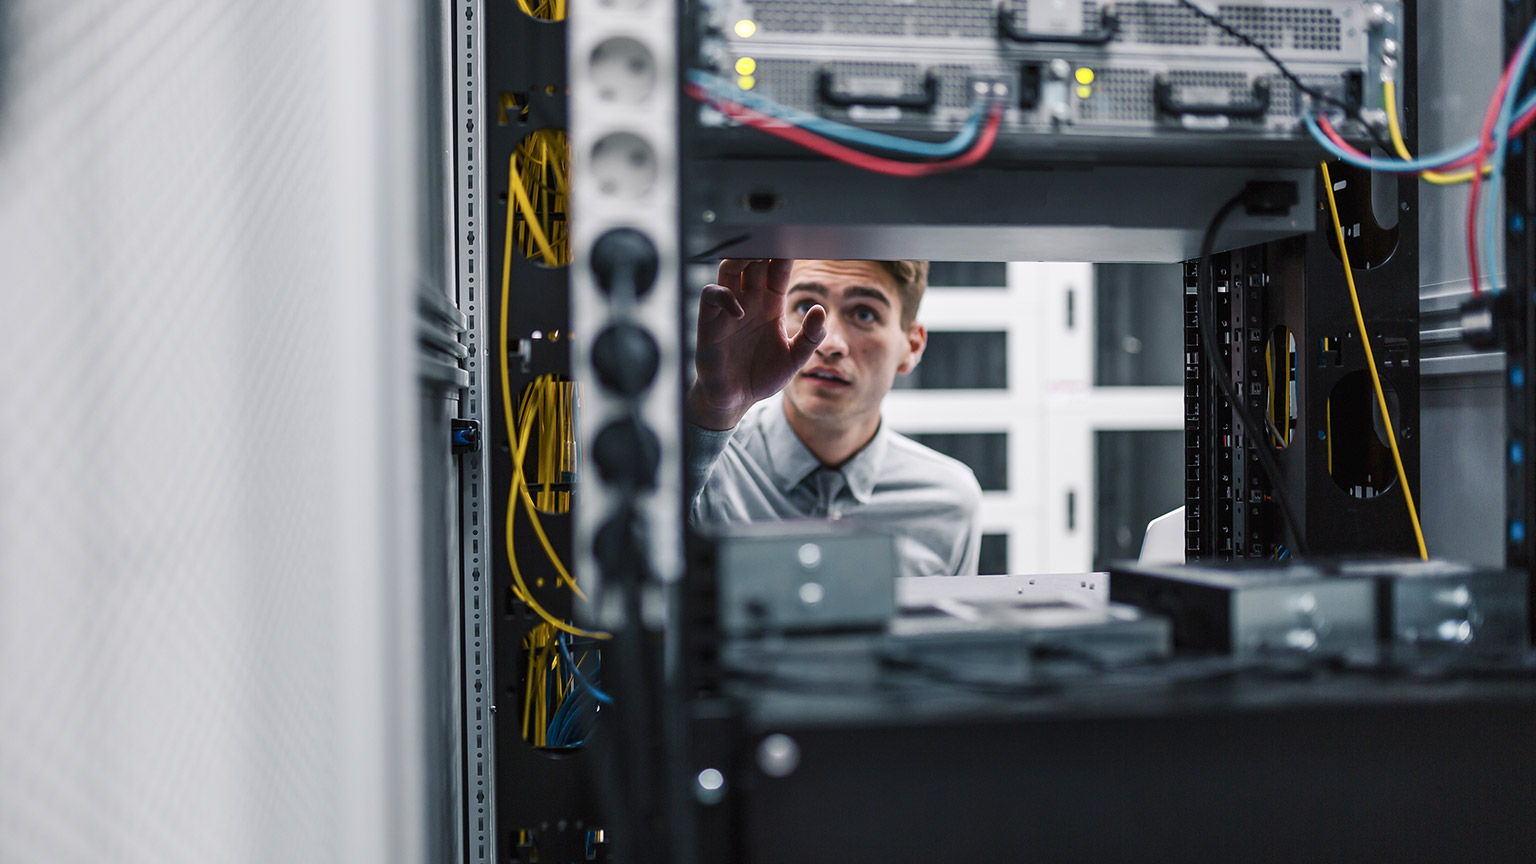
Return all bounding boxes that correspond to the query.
[690,0,1402,164]
[680,2,1404,261]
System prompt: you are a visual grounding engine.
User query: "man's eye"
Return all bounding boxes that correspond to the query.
[853,307,878,323]
[794,300,815,314]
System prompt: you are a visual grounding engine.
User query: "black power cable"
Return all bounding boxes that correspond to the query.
[1170,0,1397,156]
[1196,186,1310,557]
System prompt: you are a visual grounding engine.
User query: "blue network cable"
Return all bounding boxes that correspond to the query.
[1304,16,1536,187]
[1483,20,1536,293]
[558,632,613,705]
[686,69,989,158]
[1304,94,1536,175]
[539,635,610,748]
[1305,112,1480,173]
[546,687,593,747]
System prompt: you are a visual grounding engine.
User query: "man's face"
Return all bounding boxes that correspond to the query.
[782,260,926,427]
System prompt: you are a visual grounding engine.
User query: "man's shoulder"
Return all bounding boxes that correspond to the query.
[881,429,983,502]
[735,396,778,433]
[719,397,781,460]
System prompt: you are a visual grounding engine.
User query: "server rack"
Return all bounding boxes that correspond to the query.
[457,1,1536,862]
[1185,163,1422,561]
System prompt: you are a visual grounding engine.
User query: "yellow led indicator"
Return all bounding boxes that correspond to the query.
[738,75,757,90]
[735,56,757,75]
[1077,84,1093,99]
[1075,67,1095,85]
[734,19,757,38]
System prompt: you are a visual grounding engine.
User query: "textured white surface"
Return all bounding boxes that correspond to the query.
[0,2,428,862]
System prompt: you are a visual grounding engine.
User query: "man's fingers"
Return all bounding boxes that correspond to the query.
[765,258,793,295]
[787,304,827,367]
[716,258,756,292]
[699,283,745,319]
[741,259,768,295]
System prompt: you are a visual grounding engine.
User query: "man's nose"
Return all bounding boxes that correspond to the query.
[815,314,849,356]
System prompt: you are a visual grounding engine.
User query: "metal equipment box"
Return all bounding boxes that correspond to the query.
[690,0,1403,164]
[714,521,898,634]
[1109,562,1376,654]
[1336,559,1530,653]
[889,595,1172,666]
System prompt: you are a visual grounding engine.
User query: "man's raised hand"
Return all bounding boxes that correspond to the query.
[687,258,826,430]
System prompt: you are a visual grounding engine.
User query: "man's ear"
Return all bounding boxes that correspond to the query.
[896,321,927,375]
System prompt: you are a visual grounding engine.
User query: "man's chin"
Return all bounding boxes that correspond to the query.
[786,383,852,418]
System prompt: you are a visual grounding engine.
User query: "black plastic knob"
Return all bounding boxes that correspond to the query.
[590,228,658,299]
[592,418,660,488]
[593,507,647,581]
[591,323,660,396]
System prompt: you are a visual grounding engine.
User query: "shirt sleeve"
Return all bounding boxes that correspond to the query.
[685,422,736,508]
[952,476,984,576]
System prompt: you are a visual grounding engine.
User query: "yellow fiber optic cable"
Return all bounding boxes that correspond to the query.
[553,651,566,703]
[500,177,609,639]
[1320,162,1429,559]
[523,626,542,744]
[515,382,587,599]
[498,92,529,125]
[516,0,566,22]
[532,379,572,513]
[1263,339,1291,448]
[1283,335,1292,444]
[1326,398,1333,476]
[536,652,547,746]
[1266,341,1280,447]
[520,623,577,746]
[507,130,570,268]
[507,378,576,589]
[507,151,560,266]
[508,398,607,638]
[1384,79,1486,186]
[552,651,563,703]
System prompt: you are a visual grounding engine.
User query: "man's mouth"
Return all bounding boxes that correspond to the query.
[801,368,851,386]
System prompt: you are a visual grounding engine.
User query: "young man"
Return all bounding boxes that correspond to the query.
[686,258,983,578]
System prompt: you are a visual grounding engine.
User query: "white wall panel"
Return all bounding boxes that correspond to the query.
[0,2,433,862]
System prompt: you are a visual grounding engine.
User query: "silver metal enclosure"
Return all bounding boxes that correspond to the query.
[697,0,1397,144]
[0,2,461,863]
[684,0,1403,262]
[714,523,899,633]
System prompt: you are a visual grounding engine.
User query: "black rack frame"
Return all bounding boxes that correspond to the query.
[1504,1,1536,628]
[1185,161,1422,561]
[478,4,610,862]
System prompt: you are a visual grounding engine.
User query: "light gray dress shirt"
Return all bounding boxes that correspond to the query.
[687,394,983,578]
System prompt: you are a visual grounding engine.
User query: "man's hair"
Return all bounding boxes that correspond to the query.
[876,260,929,328]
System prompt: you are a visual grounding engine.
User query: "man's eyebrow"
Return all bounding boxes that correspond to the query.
[787,282,893,308]
[844,286,893,307]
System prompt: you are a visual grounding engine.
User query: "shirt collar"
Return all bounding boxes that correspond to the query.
[761,394,889,504]
[840,421,889,503]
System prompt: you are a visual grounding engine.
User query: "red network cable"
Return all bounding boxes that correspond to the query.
[1465,59,1518,296]
[1316,61,1536,298]
[1316,105,1536,171]
[684,83,1004,178]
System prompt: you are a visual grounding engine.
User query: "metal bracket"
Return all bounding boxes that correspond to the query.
[453,419,482,454]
